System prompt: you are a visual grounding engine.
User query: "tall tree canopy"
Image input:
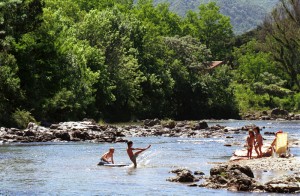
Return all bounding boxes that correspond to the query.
[262,0,300,91]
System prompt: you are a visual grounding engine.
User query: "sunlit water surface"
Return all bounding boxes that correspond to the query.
[1,120,299,195]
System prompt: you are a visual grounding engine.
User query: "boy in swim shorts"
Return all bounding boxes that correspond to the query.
[99,147,115,165]
[126,141,151,168]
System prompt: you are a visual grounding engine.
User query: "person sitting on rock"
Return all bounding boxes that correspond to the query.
[269,130,290,157]
[254,127,263,158]
[246,130,255,159]
[99,147,114,165]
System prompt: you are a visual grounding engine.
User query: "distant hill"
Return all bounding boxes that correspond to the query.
[153,0,280,34]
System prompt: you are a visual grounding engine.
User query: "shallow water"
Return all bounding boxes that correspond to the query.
[0,120,299,195]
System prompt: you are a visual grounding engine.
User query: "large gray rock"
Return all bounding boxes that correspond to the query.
[167,168,197,183]
[264,173,300,193]
[271,108,289,117]
[205,164,256,191]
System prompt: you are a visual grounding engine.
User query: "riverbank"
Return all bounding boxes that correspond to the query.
[0,119,250,144]
[228,156,300,172]
[168,157,300,193]
[1,119,300,146]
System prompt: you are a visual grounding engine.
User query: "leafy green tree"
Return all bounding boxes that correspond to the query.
[0,53,24,126]
[262,0,300,91]
[0,0,43,126]
[74,9,146,120]
[232,39,292,113]
[133,0,182,36]
[183,2,233,60]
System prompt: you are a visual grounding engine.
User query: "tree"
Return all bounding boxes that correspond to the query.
[0,0,43,126]
[183,2,233,60]
[75,9,146,120]
[262,0,300,91]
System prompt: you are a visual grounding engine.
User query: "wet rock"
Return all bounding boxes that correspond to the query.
[264,173,300,193]
[55,132,71,141]
[205,164,256,191]
[192,121,208,130]
[167,169,197,183]
[194,171,205,175]
[23,130,35,137]
[72,131,89,140]
[170,168,192,174]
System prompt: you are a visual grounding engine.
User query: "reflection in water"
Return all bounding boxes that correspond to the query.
[126,167,136,175]
[0,145,46,190]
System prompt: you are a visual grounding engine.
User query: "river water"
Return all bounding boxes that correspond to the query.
[1,120,299,195]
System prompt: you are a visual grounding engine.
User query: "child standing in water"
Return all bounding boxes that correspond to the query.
[246,130,255,159]
[127,141,151,168]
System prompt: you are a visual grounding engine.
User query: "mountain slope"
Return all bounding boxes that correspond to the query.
[153,0,280,34]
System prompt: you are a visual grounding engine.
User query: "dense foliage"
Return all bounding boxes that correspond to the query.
[1,0,300,127]
[154,0,279,34]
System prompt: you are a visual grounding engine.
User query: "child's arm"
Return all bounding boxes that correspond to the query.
[101,152,108,161]
[132,148,144,150]
[111,154,114,164]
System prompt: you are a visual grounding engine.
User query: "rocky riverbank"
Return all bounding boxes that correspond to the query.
[0,119,252,144]
[168,159,300,193]
[0,120,127,144]
[243,108,300,121]
[1,118,299,146]
[228,157,300,172]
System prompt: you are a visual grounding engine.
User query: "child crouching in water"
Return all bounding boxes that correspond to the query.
[246,130,255,159]
[99,147,114,164]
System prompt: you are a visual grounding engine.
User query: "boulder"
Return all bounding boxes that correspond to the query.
[264,173,300,193]
[144,119,161,127]
[228,165,254,178]
[192,121,208,130]
[55,132,70,141]
[205,164,255,191]
[194,171,205,175]
[271,108,289,117]
[167,169,197,183]
[23,130,35,137]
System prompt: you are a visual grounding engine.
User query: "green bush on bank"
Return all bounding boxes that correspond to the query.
[12,109,36,129]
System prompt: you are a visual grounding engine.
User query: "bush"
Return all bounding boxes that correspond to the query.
[292,93,300,112]
[12,109,36,129]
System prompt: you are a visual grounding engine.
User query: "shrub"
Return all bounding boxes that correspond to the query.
[12,109,36,129]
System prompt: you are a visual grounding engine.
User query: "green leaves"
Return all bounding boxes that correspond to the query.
[183,2,233,59]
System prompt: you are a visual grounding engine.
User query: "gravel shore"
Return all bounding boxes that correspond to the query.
[228,157,300,172]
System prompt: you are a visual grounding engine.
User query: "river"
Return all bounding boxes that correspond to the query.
[0,120,299,195]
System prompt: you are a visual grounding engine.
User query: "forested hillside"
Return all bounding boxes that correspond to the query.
[153,0,280,34]
[1,0,300,128]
